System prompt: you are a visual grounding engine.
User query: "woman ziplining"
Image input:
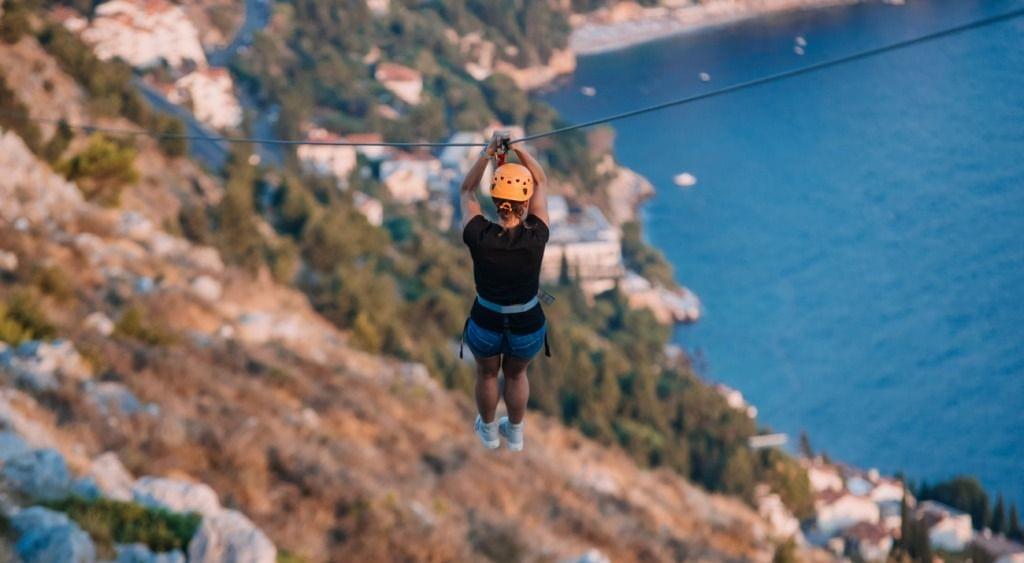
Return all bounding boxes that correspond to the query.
[458,131,551,452]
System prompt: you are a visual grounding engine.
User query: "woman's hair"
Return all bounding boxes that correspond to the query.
[493,198,529,225]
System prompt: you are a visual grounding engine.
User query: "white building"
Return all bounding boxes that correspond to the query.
[918,501,974,552]
[541,196,624,295]
[619,270,702,324]
[51,7,88,32]
[973,535,1024,563]
[353,191,383,227]
[81,0,207,68]
[380,152,441,204]
[815,490,881,536]
[843,521,893,562]
[711,383,757,418]
[375,62,423,106]
[171,68,242,130]
[803,459,845,493]
[878,499,904,532]
[757,489,801,540]
[297,128,358,186]
[346,133,394,162]
[868,478,905,504]
[366,0,390,15]
[440,132,485,173]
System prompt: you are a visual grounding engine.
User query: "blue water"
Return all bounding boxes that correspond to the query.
[543,0,1024,506]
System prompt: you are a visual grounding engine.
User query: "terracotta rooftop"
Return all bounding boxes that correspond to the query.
[844,521,890,543]
[375,62,421,83]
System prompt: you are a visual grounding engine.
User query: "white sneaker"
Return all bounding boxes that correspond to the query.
[474,415,499,449]
[498,416,524,451]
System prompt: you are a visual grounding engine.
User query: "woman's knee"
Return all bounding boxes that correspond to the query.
[476,356,501,378]
[501,357,529,380]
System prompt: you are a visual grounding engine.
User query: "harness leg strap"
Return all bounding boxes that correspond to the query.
[459,318,470,359]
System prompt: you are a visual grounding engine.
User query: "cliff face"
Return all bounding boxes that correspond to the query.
[0,126,775,561]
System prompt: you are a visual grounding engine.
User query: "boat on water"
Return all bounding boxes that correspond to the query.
[795,36,807,47]
[674,172,697,187]
[580,86,596,96]
[698,72,711,82]
[794,45,805,55]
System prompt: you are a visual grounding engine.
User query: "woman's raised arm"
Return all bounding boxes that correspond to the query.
[459,134,499,229]
[512,144,548,226]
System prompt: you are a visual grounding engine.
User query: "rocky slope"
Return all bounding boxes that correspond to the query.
[0,126,780,561]
[0,19,795,563]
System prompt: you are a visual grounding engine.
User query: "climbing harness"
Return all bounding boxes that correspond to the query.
[458,293,552,359]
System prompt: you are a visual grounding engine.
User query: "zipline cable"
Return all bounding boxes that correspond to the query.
[3,6,1022,148]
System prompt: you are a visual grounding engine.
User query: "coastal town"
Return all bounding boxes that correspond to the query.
[715,384,1024,562]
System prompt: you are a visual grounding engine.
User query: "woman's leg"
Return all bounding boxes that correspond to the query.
[500,356,531,424]
[475,355,502,423]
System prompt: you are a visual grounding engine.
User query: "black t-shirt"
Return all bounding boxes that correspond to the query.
[463,214,549,334]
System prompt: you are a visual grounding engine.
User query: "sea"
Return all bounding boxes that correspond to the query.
[542,0,1024,506]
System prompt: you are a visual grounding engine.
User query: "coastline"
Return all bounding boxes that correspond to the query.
[569,0,867,56]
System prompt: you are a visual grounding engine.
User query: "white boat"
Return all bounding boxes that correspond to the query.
[698,72,711,82]
[580,86,596,97]
[794,45,805,56]
[795,36,807,47]
[674,172,697,188]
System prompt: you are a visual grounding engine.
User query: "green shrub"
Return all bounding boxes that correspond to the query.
[58,134,138,206]
[44,497,200,555]
[29,264,74,301]
[114,304,175,347]
[0,0,33,44]
[0,291,57,344]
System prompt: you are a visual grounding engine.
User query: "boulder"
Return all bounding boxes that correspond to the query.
[0,340,92,392]
[189,276,222,302]
[11,506,96,563]
[132,477,221,517]
[85,382,142,415]
[2,448,72,501]
[117,211,155,242]
[83,312,115,337]
[88,452,134,502]
[115,542,187,563]
[134,277,156,295]
[0,249,18,272]
[187,509,276,563]
[564,549,612,563]
[70,476,102,501]
[0,430,31,462]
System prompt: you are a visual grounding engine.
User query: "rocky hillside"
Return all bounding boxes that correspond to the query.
[0,124,779,561]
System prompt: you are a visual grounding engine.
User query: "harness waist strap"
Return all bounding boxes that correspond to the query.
[476,294,539,314]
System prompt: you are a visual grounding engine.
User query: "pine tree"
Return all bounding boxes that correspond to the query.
[1009,502,1023,541]
[992,495,1005,534]
[558,253,572,286]
[799,431,813,459]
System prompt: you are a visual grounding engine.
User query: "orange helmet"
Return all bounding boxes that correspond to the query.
[490,163,534,202]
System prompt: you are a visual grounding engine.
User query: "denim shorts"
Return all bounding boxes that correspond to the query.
[464,319,547,359]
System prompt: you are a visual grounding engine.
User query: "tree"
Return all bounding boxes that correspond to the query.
[214,153,264,272]
[799,431,813,459]
[1009,503,1022,541]
[0,0,32,44]
[992,495,1006,534]
[58,134,139,206]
